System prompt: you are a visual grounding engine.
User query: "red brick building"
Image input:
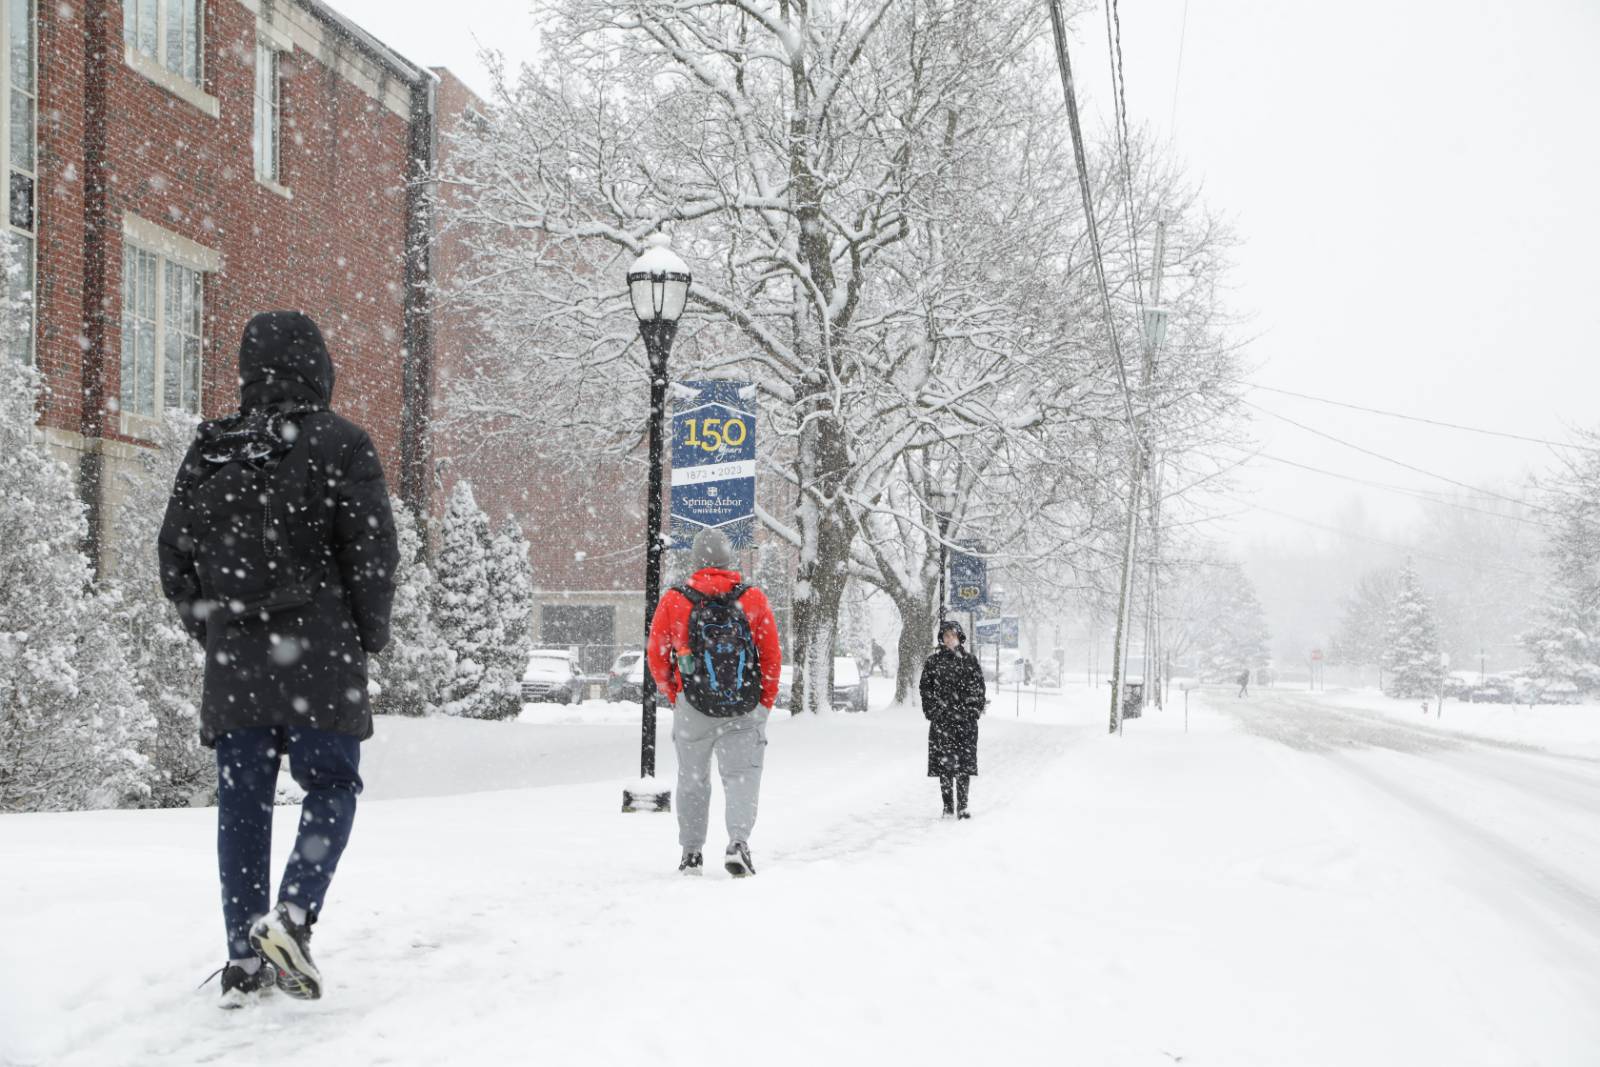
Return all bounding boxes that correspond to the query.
[9,0,436,566]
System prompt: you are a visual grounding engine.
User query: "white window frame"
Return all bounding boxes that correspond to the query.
[118,215,220,434]
[2,0,37,364]
[122,0,218,118]
[253,34,292,198]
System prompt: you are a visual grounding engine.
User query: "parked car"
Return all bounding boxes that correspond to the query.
[832,656,869,712]
[1442,672,1476,699]
[606,651,645,702]
[1533,680,1584,706]
[1466,674,1516,704]
[773,660,868,712]
[1509,675,1582,706]
[522,649,585,705]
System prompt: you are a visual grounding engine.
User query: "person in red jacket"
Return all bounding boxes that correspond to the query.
[648,528,781,877]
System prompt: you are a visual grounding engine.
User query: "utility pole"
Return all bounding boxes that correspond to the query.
[1143,219,1168,712]
[1107,220,1170,734]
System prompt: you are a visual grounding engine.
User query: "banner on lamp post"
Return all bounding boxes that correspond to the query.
[948,544,989,611]
[670,380,757,549]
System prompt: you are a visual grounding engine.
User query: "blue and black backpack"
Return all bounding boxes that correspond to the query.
[677,584,763,716]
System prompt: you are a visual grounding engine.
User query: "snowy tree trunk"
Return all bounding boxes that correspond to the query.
[894,595,934,706]
[789,393,857,715]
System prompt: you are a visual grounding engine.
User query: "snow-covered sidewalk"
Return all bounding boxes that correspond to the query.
[1,688,1595,1065]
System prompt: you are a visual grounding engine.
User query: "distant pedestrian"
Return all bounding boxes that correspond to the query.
[870,638,886,677]
[160,312,398,1006]
[921,620,986,819]
[1236,669,1250,698]
[647,528,782,878]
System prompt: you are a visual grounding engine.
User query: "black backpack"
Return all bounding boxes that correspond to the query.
[677,584,763,717]
[178,406,328,621]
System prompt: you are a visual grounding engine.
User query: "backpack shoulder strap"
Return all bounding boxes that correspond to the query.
[677,584,704,606]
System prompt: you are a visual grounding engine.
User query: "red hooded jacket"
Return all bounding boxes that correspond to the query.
[647,568,782,708]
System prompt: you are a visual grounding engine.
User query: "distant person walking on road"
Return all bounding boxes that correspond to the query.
[1237,669,1251,698]
[921,620,986,819]
[160,312,398,1006]
[647,528,782,878]
[871,638,886,677]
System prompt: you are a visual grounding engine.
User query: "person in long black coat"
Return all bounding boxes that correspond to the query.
[159,311,397,1005]
[920,620,986,819]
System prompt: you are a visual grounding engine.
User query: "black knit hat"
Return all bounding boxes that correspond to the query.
[938,619,966,644]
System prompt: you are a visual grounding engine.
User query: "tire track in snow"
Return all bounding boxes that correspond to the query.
[1223,693,1600,974]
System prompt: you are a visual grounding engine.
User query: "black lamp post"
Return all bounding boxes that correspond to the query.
[931,488,953,632]
[627,234,690,794]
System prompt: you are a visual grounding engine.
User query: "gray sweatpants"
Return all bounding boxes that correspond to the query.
[672,699,770,850]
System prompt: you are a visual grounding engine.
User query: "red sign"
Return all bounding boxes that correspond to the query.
[1310,649,1324,661]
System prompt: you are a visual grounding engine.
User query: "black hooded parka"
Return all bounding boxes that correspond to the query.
[157,311,399,746]
[920,641,986,777]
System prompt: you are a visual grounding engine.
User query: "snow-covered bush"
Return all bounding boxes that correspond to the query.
[372,497,453,716]
[0,337,154,811]
[107,410,214,806]
[487,515,534,682]
[1522,437,1600,694]
[434,481,519,719]
[1381,564,1445,699]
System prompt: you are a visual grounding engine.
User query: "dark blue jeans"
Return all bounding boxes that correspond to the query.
[216,726,363,959]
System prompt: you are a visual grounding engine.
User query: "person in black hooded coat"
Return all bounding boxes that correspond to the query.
[920,620,986,818]
[159,311,398,1005]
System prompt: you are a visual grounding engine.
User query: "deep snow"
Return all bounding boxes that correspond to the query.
[2,682,1597,1065]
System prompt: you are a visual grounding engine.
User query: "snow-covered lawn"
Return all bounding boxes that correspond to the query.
[1,684,1596,1065]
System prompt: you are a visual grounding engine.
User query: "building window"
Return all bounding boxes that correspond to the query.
[123,0,201,86]
[253,41,279,183]
[2,0,35,363]
[120,245,202,419]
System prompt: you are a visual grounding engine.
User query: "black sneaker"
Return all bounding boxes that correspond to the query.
[205,960,278,1009]
[679,849,704,876]
[957,810,972,820]
[249,903,322,1000]
[724,841,755,878]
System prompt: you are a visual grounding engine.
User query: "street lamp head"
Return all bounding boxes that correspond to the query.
[929,487,954,516]
[627,233,692,324]
[1142,306,1172,351]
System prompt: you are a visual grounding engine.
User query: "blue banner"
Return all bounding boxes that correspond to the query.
[670,380,757,549]
[948,544,988,609]
[975,616,1021,649]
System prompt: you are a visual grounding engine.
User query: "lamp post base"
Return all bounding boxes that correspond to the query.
[621,779,673,813]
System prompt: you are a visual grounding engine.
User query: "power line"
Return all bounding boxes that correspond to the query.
[1243,381,1600,453]
[1103,0,1144,313]
[1249,452,1555,530]
[1169,0,1189,132]
[1046,0,1136,429]
[1243,399,1558,516]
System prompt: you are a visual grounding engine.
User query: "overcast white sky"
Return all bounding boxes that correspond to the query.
[328,0,1600,554]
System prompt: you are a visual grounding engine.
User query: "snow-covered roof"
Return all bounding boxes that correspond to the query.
[302,0,436,87]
